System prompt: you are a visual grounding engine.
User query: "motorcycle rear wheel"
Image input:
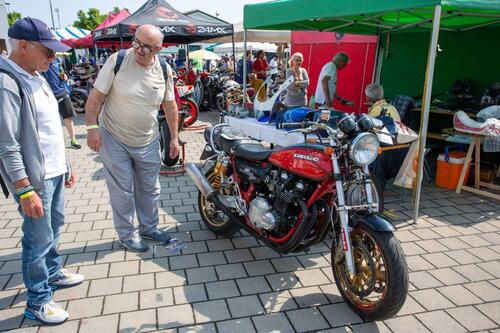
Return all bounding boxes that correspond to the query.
[198,166,241,237]
[332,224,408,321]
[193,79,204,108]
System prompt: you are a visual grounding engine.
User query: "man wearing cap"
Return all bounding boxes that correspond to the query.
[0,17,84,325]
[314,52,354,108]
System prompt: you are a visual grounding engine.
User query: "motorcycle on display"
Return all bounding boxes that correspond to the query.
[177,67,204,108]
[67,64,95,113]
[201,69,235,111]
[187,110,409,321]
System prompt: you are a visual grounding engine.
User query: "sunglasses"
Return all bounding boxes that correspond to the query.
[28,41,56,58]
[132,39,159,55]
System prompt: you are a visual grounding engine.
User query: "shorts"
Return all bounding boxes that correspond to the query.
[54,92,76,119]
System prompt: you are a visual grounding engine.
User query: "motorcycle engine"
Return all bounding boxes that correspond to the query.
[248,197,280,230]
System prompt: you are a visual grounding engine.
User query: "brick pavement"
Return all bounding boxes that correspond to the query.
[0,112,499,332]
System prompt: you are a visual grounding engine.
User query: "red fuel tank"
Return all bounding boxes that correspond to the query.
[268,146,333,181]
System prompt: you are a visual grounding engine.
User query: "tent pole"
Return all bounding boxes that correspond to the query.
[186,45,189,70]
[413,4,442,224]
[372,33,381,83]
[243,29,248,104]
[231,34,236,73]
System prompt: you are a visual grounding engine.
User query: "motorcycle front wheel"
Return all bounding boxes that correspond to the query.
[71,94,86,113]
[198,166,241,237]
[180,97,199,128]
[332,225,408,321]
[193,79,204,108]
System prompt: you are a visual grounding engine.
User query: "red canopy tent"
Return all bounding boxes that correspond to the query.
[62,9,131,49]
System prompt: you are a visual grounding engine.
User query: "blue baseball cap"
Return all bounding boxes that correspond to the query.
[8,17,70,52]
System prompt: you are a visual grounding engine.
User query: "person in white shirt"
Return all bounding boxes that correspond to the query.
[314,51,353,107]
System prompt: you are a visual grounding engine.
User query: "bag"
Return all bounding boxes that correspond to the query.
[0,68,25,198]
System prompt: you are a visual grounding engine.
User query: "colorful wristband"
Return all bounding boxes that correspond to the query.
[86,124,99,130]
[16,185,34,196]
[20,191,34,199]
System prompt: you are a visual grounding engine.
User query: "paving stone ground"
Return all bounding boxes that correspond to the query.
[0,112,499,332]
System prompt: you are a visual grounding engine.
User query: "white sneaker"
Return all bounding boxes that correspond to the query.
[24,301,69,325]
[49,269,85,288]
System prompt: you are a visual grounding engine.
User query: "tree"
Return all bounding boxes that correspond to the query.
[112,6,128,14]
[73,8,106,30]
[8,11,22,27]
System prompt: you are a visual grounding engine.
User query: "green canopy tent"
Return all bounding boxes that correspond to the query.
[243,0,500,223]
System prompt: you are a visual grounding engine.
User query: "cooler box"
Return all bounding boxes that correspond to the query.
[436,151,470,190]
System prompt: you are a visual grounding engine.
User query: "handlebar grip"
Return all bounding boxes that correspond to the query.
[281,121,315,129]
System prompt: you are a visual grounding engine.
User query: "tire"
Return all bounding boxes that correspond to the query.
[70,94,86,113]
[198,166,240,237]
[193,79,204,107]
[332,224,408,321]
[216,95,225,112]
[159,118,179,166]
[180,97,199,128]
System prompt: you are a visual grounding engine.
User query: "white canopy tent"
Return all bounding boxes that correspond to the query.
[205,22,290,44]
[213,42,277,55]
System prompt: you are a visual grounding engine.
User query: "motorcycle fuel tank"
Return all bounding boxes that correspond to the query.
[268,146,333,181]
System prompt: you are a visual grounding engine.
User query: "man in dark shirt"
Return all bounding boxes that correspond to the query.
[42,59,81,149]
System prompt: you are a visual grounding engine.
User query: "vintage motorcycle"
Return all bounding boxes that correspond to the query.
[187,111,408,321]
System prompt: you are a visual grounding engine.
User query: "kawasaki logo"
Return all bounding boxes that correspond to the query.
[293,153,320,162]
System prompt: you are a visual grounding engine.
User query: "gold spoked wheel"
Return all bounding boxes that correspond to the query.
[332,225,408,321]
[198,167,240,236]
[336,229,387,309]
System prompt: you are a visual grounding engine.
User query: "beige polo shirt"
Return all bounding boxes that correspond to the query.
[94,48,175,147]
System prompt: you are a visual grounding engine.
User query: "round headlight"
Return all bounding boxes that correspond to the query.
[349,133,380,166]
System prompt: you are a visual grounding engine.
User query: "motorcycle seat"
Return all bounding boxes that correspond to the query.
[232,141,273,161]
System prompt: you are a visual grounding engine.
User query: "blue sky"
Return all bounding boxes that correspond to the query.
[7,0,268,29]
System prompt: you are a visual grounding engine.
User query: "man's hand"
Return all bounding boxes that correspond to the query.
[21,192,44,219]
[341,98,354,106]
[65,172,76,188]
[87,128,101,152]
[169,139,180,159]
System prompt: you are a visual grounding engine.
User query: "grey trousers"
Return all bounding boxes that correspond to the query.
[100,128,161,241]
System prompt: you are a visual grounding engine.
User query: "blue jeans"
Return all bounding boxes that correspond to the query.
[18,175,65,307]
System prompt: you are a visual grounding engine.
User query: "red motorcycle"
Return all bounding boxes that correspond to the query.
[187,111,408,321]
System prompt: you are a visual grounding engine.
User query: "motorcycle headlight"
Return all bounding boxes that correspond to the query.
[349,133,380,166]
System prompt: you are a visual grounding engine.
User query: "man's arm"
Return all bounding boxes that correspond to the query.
[85,88,107,152]
[321,75,332,106]
[161,99,180,159]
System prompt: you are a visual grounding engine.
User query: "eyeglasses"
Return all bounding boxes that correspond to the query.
[28,42,56,59]
[132,39,159,55]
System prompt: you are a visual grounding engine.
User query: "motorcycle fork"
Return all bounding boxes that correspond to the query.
[363,165,378,213]
[331,152,356,275]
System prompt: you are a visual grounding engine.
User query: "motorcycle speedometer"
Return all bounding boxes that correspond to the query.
[336,113,356,136]
[349,133,380,166]
[356,113,374,132]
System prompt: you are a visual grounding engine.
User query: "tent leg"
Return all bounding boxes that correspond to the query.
[243,29,248,104]
[413,5,442,224]
[231,35,236,73]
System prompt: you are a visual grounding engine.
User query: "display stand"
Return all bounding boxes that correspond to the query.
[455,134,500,200]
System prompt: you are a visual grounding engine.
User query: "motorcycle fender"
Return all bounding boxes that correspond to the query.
[349,210,395,232]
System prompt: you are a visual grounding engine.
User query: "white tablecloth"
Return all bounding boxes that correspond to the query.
[225,116,309,146]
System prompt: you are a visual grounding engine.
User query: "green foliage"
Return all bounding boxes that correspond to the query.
[8,11,22,27]
[112,6,128,14]
[73,8,106,30]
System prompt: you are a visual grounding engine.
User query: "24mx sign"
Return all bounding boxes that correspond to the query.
[197,26,228,34]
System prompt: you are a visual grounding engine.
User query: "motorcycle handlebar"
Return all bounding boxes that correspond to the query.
[281,121,316,129]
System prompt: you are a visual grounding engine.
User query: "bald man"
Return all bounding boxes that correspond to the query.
[86,25,179,252]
